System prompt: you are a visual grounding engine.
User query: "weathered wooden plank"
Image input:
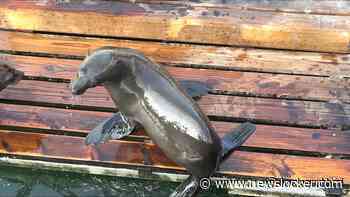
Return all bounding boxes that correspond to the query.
[214,121,350,156]
[2,80,350,128]
[2,55,350,103]
[1,102,350,156]
[0,1,349,53]
[213,0,350,16]
[0,103,110,132]
[0,130,348,183]
[1,31,350,77]
[199,95,350,128]
[135,0,350,16]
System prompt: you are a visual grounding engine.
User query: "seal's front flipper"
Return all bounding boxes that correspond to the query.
[178,80,211,100]
[170,175,199,197]
[221,122,256,158]
[85,112,136,146]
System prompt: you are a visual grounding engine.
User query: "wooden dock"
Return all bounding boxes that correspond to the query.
[0,0,349,196]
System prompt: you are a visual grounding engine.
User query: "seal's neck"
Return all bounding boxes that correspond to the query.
[103,81,122,105]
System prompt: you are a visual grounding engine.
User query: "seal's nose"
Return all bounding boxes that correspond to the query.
[71,76,90,95]
[12,69,24,84]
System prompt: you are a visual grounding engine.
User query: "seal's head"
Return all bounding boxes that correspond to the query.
[71,47,120,95]
[0,61,24,91]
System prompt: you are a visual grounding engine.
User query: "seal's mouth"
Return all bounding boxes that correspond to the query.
[9,69,24,85]
[71,76,92,95]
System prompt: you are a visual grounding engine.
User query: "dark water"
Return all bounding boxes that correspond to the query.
[0,165,230,197]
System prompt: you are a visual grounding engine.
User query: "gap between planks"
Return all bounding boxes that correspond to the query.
[0,30,349,77]
[2,79,350,130]
[1,102,350,157]
[1,52,350,104]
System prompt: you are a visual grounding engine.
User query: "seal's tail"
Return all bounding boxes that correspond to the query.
[221,122,256,158]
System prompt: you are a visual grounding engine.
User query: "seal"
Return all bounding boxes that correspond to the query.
[71,47,256,197]
[0,61,23,91]
[85,80,211,146]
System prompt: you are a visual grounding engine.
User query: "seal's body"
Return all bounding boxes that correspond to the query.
[0,61,23,91]
[72,47,255,197]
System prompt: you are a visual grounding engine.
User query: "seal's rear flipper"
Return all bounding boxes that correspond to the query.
[85,112,136,146]
[178,80,211,100]
[170,175,199,197]
[221,122,256,158]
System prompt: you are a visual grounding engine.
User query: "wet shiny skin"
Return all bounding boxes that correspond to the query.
[71,47,222,179]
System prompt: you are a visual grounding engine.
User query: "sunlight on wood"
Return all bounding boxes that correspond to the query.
[167,18,202,39]
[5,10,40,30]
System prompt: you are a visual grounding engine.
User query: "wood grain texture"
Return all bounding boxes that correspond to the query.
[2,54,350,103]
[1,102,349,156]
[0,130,348,183]
[2,80,350,128]
[133,0,350,16]
[0,1,349,53]
[1,31,349,77]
